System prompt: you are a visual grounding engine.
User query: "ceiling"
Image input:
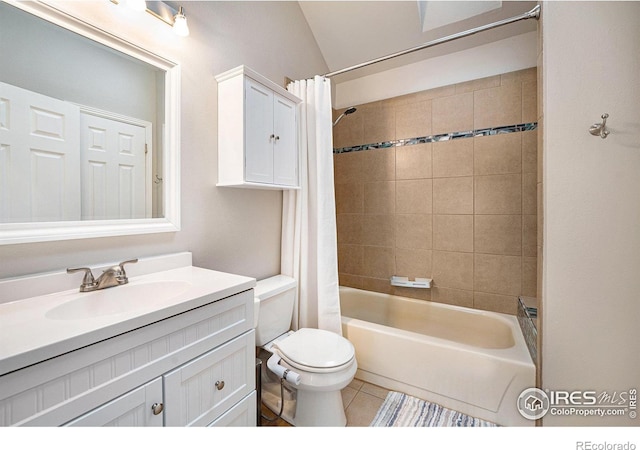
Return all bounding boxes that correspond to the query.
[298,1,538,82]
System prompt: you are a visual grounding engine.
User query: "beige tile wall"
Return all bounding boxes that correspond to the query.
[333,68,537,315]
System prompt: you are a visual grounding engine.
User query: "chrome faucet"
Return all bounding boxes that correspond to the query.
[67,259,138,292]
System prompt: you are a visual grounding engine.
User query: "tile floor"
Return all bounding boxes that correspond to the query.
[260,378,390,427]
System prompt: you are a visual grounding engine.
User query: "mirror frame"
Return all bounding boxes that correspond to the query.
[0,1,181,245]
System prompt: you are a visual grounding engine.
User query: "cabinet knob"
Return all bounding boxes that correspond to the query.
[275,135,280,141]
[151,402,164,415]
[215,380,225,390]
[269,134,275,141]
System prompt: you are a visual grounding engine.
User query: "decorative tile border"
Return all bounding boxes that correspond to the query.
[334,122,538,154]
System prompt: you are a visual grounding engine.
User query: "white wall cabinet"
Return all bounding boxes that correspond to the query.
[0,289,256,427]
[216,66,301,189]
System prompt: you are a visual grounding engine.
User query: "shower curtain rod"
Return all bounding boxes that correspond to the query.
[323,5,540,78]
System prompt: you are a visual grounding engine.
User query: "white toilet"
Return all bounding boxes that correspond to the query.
[254,275,357,426]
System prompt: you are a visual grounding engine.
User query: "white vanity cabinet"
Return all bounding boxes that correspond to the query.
[0,276,257,427]
[216,65,301,189]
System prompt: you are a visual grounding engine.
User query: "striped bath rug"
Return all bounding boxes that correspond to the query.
[370,392,497,427]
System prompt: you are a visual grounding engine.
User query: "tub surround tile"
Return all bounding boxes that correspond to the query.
[362,214,395,247]
[474,83,522,130]
[364,181,396,214]
[473,133,522,176]
[522,173,537,215]
[474,174,522,215]
[395,214,432,250]
[474,254,522,296]
[337,214,363,245]
[363,246,395,279]
[522,214,537,257]
[432,92,474,134]
[395,100,432,139]
[339,273,363,289]
[522,130,537,174]
[333,68,537,316]
[335,182,364,214]
[396,179,433,214]
[474,291,519,315]
[433,177,474,215]
[433,214,474,253]
[361,276,393,294]
[454,75,501,94]
[333,110,364,149]
[431,286,474,308]
[391,285,431,301]
[432,139,473,178]
[474,215,522,256]
[334,151,366,184]
[522,257,537,298]
[395,248,432,280]
[364,148,396,181]
[396,143,432,180]
[433,251,474,291]
[338,244,364,276]
[363,104,396,144]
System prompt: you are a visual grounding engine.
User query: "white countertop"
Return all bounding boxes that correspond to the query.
[0,266,255,376]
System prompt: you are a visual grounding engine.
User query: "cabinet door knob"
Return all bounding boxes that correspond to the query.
[269,134,275,141]
[215,380,225,390]
[275,135,280,141]
[151,402,164,415]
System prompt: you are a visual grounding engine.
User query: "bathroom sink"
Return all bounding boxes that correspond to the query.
[45,280,192,320]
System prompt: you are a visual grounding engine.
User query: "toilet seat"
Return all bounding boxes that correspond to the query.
[273,328,355,373]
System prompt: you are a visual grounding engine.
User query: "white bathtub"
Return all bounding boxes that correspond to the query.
[339,286,535,426]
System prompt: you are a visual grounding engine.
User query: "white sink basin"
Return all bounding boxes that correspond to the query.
[45,280,192,320]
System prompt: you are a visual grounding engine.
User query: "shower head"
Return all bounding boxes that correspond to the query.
[333,107,357,127]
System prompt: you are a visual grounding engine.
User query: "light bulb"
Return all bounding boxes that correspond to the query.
[173,7,189,37]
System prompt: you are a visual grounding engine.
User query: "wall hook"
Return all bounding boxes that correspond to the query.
[589,113,610,139]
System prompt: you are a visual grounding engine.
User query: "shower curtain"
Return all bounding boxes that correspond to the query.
[281,76,342,335]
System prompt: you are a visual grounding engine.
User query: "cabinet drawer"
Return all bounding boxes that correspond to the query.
[207,391,256,427]
[163,330,255,426]
[63,378,163,427]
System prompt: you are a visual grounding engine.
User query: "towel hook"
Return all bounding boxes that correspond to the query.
[589,113,610,139]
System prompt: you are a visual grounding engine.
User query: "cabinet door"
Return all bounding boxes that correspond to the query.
[244,78,274,184]
[63,378,163,427]
[272,93,298,187]
[163,331,255,427]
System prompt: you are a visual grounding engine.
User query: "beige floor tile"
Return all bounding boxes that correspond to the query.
[360,382,390,399]
[346,391,385,427]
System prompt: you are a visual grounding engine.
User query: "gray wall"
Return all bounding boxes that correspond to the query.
[0,1,328,282]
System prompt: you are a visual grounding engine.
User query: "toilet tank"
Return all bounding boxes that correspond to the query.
[254,275,297,346]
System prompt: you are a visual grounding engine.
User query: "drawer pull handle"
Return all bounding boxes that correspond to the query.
[215,380,225,390]
[151,402,164,415]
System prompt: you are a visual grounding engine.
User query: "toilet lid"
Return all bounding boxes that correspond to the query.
[274,328,355,370]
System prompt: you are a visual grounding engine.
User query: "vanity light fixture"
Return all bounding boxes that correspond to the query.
[145,1,190,37]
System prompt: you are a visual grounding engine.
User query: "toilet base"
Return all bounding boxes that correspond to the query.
[258,349,351,427]
[294,389,347,426]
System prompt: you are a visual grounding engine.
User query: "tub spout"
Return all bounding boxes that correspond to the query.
[267,353,301,385]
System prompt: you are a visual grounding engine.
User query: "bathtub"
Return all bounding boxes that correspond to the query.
[339,286,535,426]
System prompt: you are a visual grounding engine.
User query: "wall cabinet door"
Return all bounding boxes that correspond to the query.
[216,66,300,189]
[244,78,275,184]
[272,93,298,187]
[63,378,163,427]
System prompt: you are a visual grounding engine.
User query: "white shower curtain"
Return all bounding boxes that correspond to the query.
[281,76,342,335]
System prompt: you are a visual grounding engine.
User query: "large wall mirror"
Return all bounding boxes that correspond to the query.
[0,1,180,244]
